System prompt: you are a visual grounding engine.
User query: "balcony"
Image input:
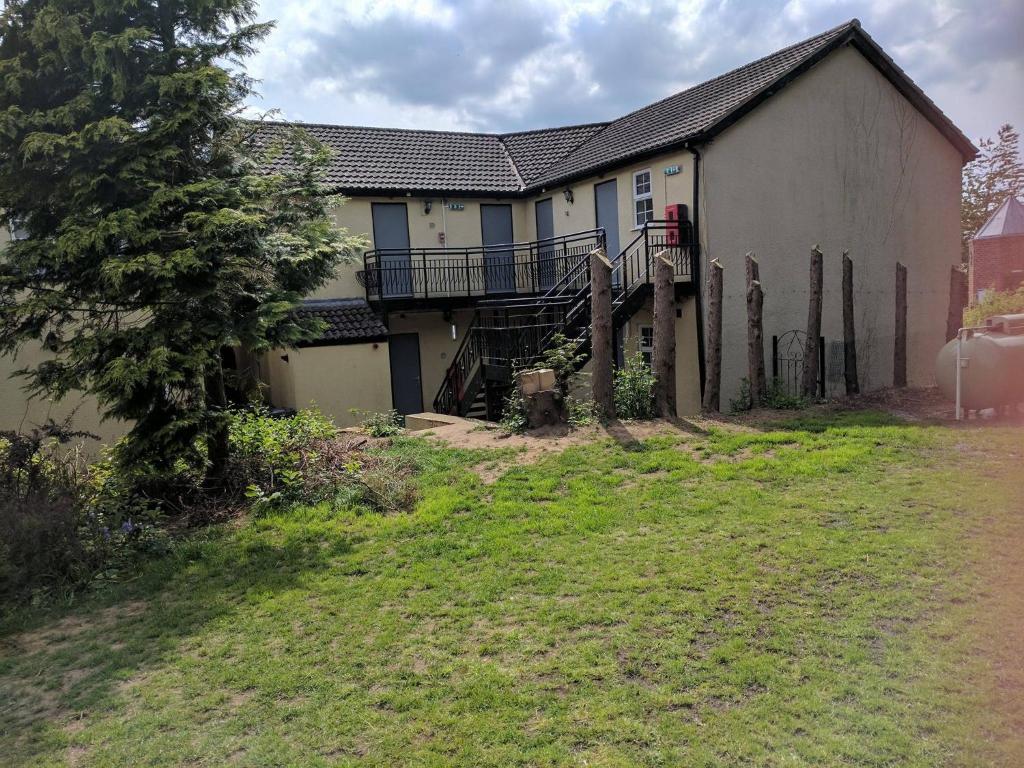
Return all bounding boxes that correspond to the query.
[360,229,606,310]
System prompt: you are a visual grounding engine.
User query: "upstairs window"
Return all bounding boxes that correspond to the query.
[633,169,654,228]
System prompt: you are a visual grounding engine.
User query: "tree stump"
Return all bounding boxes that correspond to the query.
[842,251,859,395]
[745,253,766,407]
[590,248,614,416]
[746,279,765,407]
[802,245,823,398]
[894,261,908,387]
[703,259,724,411]
[652,252,676,417]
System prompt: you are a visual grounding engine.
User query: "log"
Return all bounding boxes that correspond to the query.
[842,251,859,395]
[802,245,823,397]
[652,252,676,417]
[590,248,615,416]
[746,279,766,407]
[894,261,908,387]
[745,253,766,406]
[702,259,724,411]
[946,265,967,342]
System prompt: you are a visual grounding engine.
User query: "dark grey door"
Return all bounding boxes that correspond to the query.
[372,203,412,298]
[481,204,515,294]
[535,198,555,290]
[594,179,620,286]
[388,333,423,416]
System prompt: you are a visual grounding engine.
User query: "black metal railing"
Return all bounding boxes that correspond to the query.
[432,221,698,416]
[363,229,606,305]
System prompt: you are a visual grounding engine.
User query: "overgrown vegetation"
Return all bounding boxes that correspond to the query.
[498,383,528,435]
[1,414,1020,765]
[353,408,403,437]
[613,352,657,419]
[731,377,809,412]
[0,408,416,605]
[964,285,1024,326]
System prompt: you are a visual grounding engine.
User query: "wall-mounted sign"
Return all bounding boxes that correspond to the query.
[447,202,465,210]
[664,165,681,176]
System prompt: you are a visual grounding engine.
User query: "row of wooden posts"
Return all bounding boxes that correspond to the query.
[588,246,914,415]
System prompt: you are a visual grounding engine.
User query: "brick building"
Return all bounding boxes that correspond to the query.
[969,196,1024,302]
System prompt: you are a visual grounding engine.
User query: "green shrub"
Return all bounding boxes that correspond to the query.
[540,333,586,398]
[499,384,528,435]
[730,377,808,412]
[567,395,598,427]
[614,353,657,419]
[964,286,1024,326]
[353,408,403,437]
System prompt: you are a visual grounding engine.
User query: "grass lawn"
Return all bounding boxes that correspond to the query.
[1,410,1021,767]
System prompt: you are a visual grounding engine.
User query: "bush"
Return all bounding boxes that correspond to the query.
[0,421,165,604]
[499,383,528,435]
[228,407,417,514]
[614,353,657,419]
[964,286,1024,326]
[567,395,598,427]
[353,409,403,437]
[730,377,808,412]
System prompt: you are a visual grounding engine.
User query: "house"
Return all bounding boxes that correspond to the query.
[969,196,1024,303]
[0,18,977,439]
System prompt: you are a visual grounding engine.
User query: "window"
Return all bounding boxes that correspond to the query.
[8,216,28,241]
[639,325,654,367]
[633,169,654,228]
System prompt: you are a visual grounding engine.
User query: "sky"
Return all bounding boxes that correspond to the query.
[245,0,1024,146]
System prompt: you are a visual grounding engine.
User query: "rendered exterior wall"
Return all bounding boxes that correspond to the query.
[622,296,702,415]
[700,45,964,404]
[271,342,392,428]
[386,309,476,411]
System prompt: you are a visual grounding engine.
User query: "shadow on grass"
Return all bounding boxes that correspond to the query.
[0,514,355,754]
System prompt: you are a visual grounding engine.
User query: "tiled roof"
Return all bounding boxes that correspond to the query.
[254,124,520,194]
[295,298,388,346]
[975,197,1024,239]
[501,124,608,186]
[251,19,975,195]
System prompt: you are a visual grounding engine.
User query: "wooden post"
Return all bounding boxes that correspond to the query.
[745,253,766,407]
[802,245,823,398]
[841,250,859,395]
[590,247,614,416]
[702,259,724,411]
[745,250,760,285]
[746,282,766,407]
[946,265,967,342]
[652,252,676,417]
[894,261,907,387]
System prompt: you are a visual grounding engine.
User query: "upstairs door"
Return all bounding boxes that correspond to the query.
[372,203,412,298]
[594,179,621,287]
[535,198,556,291]
[481,204,515,295]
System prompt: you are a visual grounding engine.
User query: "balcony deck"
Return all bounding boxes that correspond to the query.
[361,226,696,311]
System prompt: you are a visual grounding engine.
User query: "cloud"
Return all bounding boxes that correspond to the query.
[247,0,1024,143]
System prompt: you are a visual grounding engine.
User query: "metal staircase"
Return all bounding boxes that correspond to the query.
[432,221,698,419]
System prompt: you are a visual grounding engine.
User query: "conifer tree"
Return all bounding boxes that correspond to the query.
[962,124,1024,259]
[0,0,360,482]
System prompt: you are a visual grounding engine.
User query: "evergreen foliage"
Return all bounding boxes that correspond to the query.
[962,124,1024,259]
[0,0,362,481]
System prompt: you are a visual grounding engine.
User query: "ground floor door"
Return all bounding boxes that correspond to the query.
[535,198,556,291]
[388,333,423,416]
[372,203,412,298]
[594,179,621,286]
[481,204,515,295]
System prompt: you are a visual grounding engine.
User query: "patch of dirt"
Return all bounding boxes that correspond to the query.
[11,600,148,655]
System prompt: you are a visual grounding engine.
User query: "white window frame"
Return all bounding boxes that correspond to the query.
[632,169,654,229]
[638,324,654,367]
